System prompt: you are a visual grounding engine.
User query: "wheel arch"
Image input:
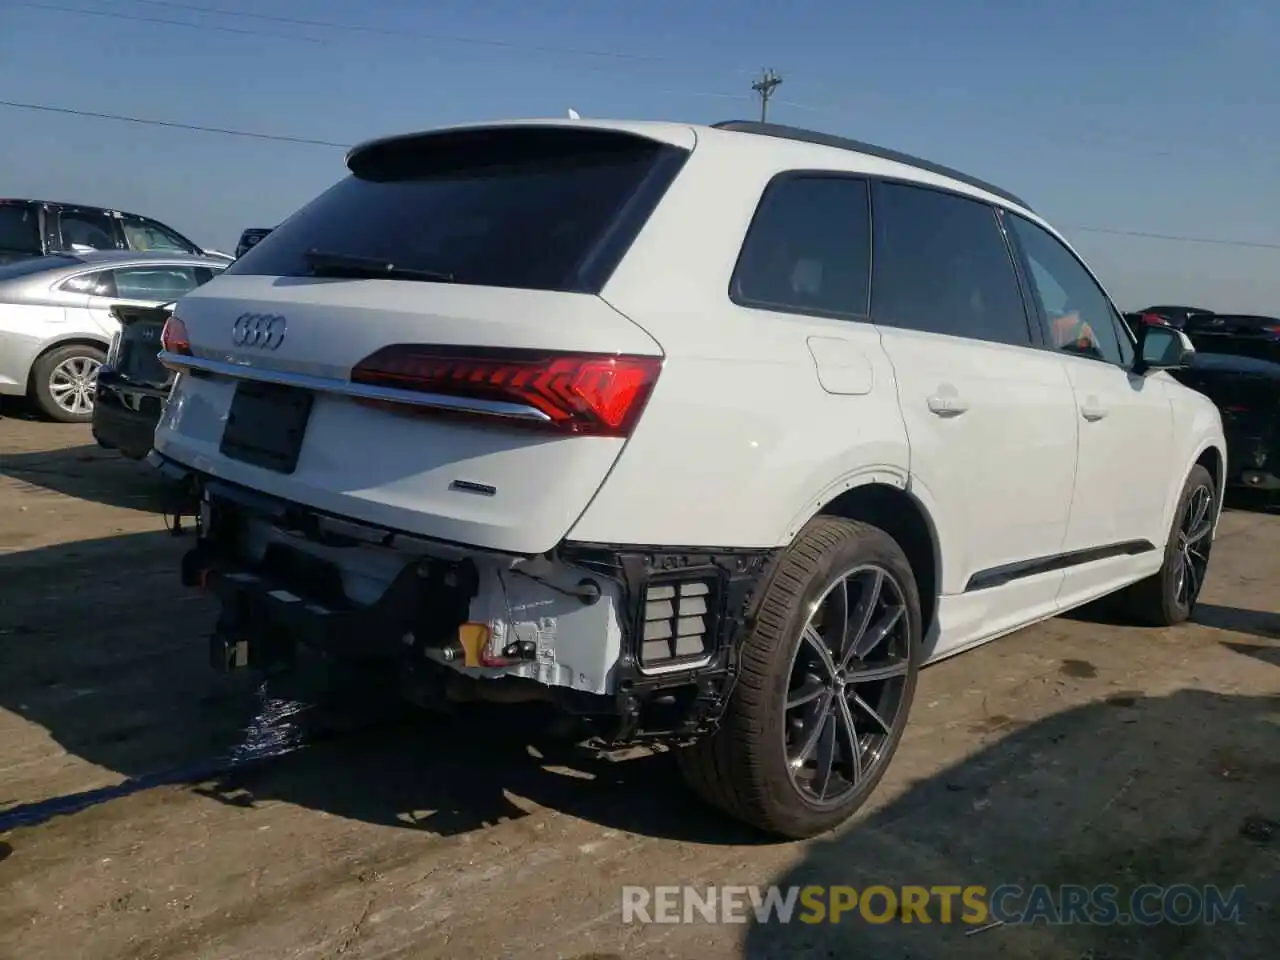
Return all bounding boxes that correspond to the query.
[1193,442,1226,533]
[813,481,942,643]
[1161,435,1226,543]
[26,335,110,392]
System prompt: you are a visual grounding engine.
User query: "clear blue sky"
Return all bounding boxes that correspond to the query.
[2,0,1278,312]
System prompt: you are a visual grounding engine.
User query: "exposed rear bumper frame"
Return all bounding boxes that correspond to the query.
[153,452,781,747]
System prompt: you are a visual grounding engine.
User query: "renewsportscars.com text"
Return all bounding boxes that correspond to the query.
[621,883,1247,926]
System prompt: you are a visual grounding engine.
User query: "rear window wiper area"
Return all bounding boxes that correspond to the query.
[302,249,455,283]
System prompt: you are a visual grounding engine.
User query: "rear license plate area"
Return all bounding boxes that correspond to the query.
[219,380,313,474]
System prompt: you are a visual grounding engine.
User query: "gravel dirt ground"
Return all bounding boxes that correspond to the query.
[1,404,1277,960]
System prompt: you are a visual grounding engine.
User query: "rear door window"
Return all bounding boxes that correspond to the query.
[60,269,116,296]
[870,182,1033,347]
[59,209,121,251]
[227,127,688,293]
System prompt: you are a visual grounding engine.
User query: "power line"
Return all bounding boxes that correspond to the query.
[0,99,351,147]
[21,0,759,96]
[21,1,1274,168]
[87,0,703,66]
[1063,225,1280,251]
[3,98,1277,253]
[17,2,323,43]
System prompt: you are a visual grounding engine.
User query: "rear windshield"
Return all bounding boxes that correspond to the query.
[0,205,42,255]
[227,127,688,293]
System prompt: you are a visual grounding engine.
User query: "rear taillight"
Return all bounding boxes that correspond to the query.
[349,345,662,437]
[159,315,192,370]
[1141,312,1167,326]
[1263,325,1280,336]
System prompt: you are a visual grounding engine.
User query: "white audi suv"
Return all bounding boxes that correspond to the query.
[149,118,1226,838]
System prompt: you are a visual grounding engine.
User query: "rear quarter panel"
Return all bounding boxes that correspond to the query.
[573,130,913,549]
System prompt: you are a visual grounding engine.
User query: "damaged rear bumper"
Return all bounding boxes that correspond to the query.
[152,452,778,747]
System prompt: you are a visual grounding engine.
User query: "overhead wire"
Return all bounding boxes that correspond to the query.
[0,99,352,147]
[119,0,708,66]
[16,2,324,43]
[6,4,1276,252]
[5,99,1275,251]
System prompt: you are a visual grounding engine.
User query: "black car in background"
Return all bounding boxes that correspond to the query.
[1181,313,1280,365]
[1132,304,1217,330]
[235,227,273,258]
[92,302,177,460]
[1169,351,1280,497]
[0,199,231,266]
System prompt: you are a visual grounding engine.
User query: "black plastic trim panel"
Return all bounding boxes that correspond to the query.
[965,539,1157,593]
[558,541,780,746]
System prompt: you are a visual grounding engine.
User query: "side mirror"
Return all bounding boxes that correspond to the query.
[1136,324,1195,374]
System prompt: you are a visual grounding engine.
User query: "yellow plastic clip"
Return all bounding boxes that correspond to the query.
[457,622,491,668]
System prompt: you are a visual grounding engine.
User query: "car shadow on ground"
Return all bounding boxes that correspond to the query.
[0,443,174,514]
[1,533,1277,959]
[0,397,40,422]
[1064,596,1280,641]
[1060,491,1279,637]
[743,685,1280,960]
[0,530,763,847]
[1223,488,1280,515]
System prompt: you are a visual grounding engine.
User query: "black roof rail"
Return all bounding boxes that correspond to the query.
[711,120,1031,211]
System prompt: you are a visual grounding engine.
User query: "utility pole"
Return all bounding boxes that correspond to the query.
[751,68,782,123]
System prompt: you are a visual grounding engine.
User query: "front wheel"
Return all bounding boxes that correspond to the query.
[678,516,922,839]
[1116,464,1217,626]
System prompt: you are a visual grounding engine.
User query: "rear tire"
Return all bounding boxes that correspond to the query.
[1115,464,1216,626]
[678,516,922,839]
[29,343,105,423]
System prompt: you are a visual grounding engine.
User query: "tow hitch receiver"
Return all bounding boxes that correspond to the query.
[205,573,302,673]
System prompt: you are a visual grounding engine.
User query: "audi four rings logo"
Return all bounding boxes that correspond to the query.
[232,313,287,350]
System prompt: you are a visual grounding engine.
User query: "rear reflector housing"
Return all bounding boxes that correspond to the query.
[349,345,662,437]
[159,315,192,370]
[638,578,716,670]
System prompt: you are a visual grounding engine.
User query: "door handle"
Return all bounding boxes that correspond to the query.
[926,394,969,417]
[1080,398,1109,422]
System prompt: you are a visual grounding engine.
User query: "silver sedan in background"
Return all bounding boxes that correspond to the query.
[0,251,226,422]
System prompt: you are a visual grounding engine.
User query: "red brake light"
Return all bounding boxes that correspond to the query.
[160,315,192,368]
[349,345,662,437]
[1141,312,1166,326]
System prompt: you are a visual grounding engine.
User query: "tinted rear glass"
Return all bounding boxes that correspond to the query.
[228,128,687,293]
[0,205,42,254]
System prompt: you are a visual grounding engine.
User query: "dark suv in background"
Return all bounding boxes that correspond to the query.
[0,199,232,265]
[234,227,273,258]
[1131,304,1218,330]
